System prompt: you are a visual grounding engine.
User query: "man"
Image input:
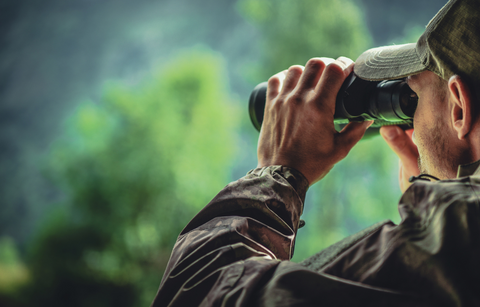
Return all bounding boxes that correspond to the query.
[152,0,480,306]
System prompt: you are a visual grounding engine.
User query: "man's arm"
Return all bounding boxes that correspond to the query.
[151,166,309,306]
[151,58,374,306]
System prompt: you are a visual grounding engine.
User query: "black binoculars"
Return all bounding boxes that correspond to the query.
[249,72,418,136]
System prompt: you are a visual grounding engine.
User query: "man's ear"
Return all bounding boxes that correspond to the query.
[449,75,474,140]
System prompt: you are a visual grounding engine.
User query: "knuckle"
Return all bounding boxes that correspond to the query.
[306,58,326,70]
[271,97,285,109]
[336,56,353,67]
[288,65,304,75]
[287,93,303,105]
[268,76,281,87]
[324,62,345,79]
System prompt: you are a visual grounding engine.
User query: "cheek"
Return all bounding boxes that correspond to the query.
[412,101,431,150]
[413,104,424,138]
[413,122,426,152]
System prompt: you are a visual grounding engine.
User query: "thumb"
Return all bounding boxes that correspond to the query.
[336,120,373,156]
[380,126,419,175]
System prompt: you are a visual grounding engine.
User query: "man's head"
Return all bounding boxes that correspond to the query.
[355,0,480,179]
[408,71,476,179]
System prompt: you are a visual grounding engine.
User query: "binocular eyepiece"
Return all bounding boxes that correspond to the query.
[249,72,418,135]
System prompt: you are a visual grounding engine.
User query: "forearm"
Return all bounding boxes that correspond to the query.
[152,166,308,306]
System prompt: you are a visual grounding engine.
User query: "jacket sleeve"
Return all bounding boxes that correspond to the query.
[151,166,443,307]
[151,166,309,307]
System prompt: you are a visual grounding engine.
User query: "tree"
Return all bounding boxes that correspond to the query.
[14,49,239,307]
[237,0,373,80]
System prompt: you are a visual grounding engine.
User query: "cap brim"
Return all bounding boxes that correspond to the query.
[354,43,427,81]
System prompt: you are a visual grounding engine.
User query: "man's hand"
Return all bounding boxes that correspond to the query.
[380,126,420,192]
[257,57,373,186]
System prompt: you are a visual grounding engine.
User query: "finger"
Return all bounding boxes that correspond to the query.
[380,126,420,175]
[399,160,408,191]
[317,57,336,66]
[399,159,404,182]
[398,159,414,192]
[295,58,330,92]
[267,70,287,102]
[335,120,374,158]
[280,65,304,96]
[336,56,354,69]
[314,57,354,109]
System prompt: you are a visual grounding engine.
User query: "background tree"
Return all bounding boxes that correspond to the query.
[237,0,372,80]
[2,49,239,307]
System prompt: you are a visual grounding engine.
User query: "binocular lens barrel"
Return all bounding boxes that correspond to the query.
[248,72,418,132]
[368,79,417,121]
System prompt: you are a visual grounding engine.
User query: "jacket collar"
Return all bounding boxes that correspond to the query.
[457,160,480,177]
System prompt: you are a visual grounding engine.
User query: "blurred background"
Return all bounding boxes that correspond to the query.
[0,0,448,306]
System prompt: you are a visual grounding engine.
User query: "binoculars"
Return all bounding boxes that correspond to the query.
[249,72,418,136]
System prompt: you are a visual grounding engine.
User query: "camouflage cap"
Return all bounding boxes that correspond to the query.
[354,0,480,84]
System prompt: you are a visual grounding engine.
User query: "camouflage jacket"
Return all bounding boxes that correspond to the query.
[151,164,480,306]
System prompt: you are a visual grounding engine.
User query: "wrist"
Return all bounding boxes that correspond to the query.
[249,165,310,200]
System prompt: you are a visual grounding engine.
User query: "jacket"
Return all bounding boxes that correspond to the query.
[151,164,480,306]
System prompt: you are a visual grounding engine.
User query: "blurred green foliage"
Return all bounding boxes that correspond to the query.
[0,49,239,306]
[0,238,29,297]
[237,0,372,79]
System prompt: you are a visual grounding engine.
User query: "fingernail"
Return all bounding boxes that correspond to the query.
[382,126,399,140]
